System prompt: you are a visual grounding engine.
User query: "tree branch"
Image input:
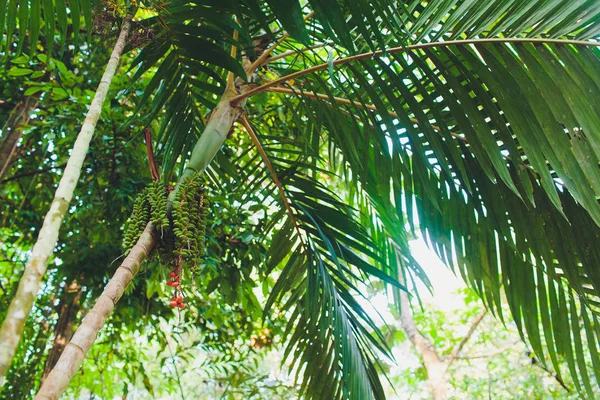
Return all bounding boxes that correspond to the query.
[0,163,67,184]
[0,95,39,180]
[445,308,487,367]
[396,252,448,399]
[527,351,571,393]
[455,340,518,360]
[396,254,444,366]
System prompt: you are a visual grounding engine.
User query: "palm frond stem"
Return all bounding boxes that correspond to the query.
[232,37,600,105]
[239,115,306,250]
[227,24,240,88]
[264,86,467,142]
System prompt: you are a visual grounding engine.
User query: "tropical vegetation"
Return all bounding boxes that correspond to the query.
[1,0,600,399]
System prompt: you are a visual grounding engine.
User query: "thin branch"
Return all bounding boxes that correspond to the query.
[396,253,444,366]
[231,37,600,105]
[527,351,571,393]
[265,86,467,142]
[455,340,519,360]
[239,114,307,250]
[166,339,186,400]
[445,308,488,367]
[246,11,315,76]
[0,163,67,184]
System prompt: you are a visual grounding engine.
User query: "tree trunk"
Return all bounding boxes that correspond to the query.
[42,280,83,381]
[35,84,247,399]
[0,95,39,180]
[0,14,134,385]
[395,254,449,399]
[398,279,449,400]
[395,253,487,399]
[35,223,155,399]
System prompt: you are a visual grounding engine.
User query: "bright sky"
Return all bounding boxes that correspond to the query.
[364,236,467,326]
[408,237,466,311]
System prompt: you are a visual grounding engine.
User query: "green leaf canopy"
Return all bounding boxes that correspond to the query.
[5,0,600,398]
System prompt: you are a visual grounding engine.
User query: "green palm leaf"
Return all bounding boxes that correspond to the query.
[0,0,92,59]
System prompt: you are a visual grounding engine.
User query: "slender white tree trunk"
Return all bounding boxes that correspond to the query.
[35,84,247,399]
[0,14,134,384]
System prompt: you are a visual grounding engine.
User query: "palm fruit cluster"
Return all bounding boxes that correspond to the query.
[172,176,209,267]
[122,181,169,250]
[122,177,210,309]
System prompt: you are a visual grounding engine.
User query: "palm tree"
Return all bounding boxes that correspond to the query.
[4,1,600,398]
[0,6,135,383]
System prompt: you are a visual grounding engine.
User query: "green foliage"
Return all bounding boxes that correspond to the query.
[0,0,94,60]
[387,285,586,399]
[3,0,600,399]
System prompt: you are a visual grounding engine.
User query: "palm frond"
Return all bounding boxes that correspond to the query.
[256,39,600,395]
[208,113,404,399]
[127,1,600,397]
[0,0,94,59]
[264,172,399,400]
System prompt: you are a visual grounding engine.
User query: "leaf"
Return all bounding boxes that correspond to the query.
[29,0,41,57]
[10,55,28,64]
[41,0,54,58]
[4,0,16,57]
[24,86,43,96]
[176,35,246,80]
[265,0,310,44]
[16,0,28,55]
[7,67,33,76]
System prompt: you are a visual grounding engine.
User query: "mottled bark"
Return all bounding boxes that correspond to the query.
[35,223,156,400]
[0,96,39,180]
[0,14,134,385]
[42,280,83,381]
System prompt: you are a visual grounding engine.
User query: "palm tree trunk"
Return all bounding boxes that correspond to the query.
[35,86,246,399]
[0,13,134,385]
[0,95,39,180]
[35,223,155,400]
